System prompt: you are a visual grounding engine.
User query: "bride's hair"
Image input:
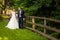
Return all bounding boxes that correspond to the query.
[12,9,15,12]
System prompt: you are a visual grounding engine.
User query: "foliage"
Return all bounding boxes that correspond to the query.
[0,14,3,21]
[0,0,60,18]
[0,0,2,8]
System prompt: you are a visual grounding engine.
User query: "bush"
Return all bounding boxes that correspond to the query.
[0,14,3,21]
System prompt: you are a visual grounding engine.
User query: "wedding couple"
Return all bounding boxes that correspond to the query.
[6,7,24,29]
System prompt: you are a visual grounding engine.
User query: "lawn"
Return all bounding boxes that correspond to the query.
[0,21,48,40]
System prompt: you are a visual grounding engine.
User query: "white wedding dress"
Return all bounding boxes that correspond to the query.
[6,11,19,29]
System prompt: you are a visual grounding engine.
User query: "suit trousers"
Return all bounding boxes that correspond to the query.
[18,17,23,29]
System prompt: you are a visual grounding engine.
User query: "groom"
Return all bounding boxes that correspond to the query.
[18,7,24,29]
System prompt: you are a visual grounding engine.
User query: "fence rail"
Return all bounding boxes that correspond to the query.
[25,16,60,40]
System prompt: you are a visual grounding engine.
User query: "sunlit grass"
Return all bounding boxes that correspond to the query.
[0,21,48,40]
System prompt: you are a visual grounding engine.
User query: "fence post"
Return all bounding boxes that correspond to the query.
[44,18,46,33]
[32,17,35,29]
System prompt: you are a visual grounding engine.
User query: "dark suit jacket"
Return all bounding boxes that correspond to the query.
[18,10,24,18]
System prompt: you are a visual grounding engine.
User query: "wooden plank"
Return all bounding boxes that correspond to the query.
[26,21,60,33]
[44,19,46,33]
[36,23,60,33]
[32,17,35,29]
[28,16,60,23]
[25,27,57,40]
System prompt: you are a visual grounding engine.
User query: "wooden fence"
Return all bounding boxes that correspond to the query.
[25,16,60,40]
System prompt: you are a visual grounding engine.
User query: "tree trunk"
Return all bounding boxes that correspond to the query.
[2,0,5,15]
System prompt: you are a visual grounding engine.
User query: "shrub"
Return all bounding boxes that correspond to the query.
[0,14,3,21]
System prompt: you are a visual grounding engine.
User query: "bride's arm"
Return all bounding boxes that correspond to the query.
[15,12,18,19]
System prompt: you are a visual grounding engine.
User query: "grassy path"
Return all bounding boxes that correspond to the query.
[0,21,48,40]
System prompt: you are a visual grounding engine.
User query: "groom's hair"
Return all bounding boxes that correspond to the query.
[19,7,23,9]
[18,7,23,11]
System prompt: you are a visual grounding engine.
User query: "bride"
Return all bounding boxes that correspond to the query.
[6,9,19,29]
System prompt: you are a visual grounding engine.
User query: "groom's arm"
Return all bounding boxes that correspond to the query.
[21,10,24,15]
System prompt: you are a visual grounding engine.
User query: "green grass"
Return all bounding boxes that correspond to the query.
[0,21,48,40]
